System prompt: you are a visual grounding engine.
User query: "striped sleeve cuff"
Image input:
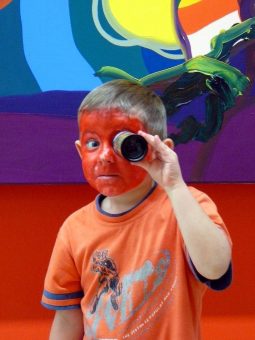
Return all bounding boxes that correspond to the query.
[41,290,84,310]
[188,257,232,290]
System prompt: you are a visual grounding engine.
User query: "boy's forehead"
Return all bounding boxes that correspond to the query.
[84,108,128,118]
[79,108,144,131]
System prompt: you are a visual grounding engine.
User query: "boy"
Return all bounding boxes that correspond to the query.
[42,80,232,340]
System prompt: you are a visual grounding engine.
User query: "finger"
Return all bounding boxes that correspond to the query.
[138,131,176,164]
[139,131,172,153]
[138,132,163,151]
[152,137,175,161]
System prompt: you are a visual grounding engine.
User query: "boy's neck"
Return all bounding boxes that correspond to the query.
[101,175,154,214]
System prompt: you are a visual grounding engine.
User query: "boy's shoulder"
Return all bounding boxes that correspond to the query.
[188,185,211,200]
[61,198,96,231]
[188,185,205,197]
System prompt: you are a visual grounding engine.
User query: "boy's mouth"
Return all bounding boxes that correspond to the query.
[96,169,119,178]
[97,174,118,178]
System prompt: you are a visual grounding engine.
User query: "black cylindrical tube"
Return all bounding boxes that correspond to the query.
[113,131,148,162]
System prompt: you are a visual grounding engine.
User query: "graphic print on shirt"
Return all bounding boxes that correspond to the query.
[90,249,123,314]
[86,249,175,339]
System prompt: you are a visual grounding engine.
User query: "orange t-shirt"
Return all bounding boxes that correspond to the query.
[42,185,232,340]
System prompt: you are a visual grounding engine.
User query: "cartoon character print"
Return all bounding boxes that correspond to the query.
[90,250,122,314]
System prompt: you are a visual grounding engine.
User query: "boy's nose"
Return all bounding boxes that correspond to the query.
[99,145,115,163]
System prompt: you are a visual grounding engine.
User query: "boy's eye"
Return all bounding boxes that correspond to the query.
[86,139,100,150]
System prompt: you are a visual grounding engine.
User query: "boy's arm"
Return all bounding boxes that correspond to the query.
[166,183,231,279]
[49,309,84,340]
[136,131,232,280]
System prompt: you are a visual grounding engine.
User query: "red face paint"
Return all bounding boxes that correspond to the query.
[78,110,148,196]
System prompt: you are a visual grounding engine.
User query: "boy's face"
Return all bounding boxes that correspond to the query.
[77,109,148,196]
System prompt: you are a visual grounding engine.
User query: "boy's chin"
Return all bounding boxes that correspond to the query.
[96,186,133,197]
[86,173,148,197]
[90,182,145,197]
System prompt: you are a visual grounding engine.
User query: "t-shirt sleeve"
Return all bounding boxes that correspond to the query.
[186,188,232,290]
[41,222,84,310]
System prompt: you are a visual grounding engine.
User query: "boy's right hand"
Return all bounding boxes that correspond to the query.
[133,131,186,191]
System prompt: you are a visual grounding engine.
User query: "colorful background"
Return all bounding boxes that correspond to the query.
[0,0,254,183]
[1,2,255,339]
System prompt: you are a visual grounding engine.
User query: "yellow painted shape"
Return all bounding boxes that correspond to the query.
[105,0,180,47]
[179,0,201,8]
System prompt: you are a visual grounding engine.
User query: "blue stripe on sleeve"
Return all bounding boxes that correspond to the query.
[43,290,84,300]
[41,302,81,310]
[189,258,232,290]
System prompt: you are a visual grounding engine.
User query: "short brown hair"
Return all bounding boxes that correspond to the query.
[78,80,167,139]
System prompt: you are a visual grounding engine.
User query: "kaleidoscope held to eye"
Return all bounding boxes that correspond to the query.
[113,131,148,162]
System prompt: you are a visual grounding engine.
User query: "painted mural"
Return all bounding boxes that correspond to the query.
[0,0,254,183]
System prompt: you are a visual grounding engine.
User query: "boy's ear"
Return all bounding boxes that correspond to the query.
[75,140,82,159]
[163,138,174,150]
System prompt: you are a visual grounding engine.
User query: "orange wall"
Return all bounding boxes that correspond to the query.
[0,183,255,321]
